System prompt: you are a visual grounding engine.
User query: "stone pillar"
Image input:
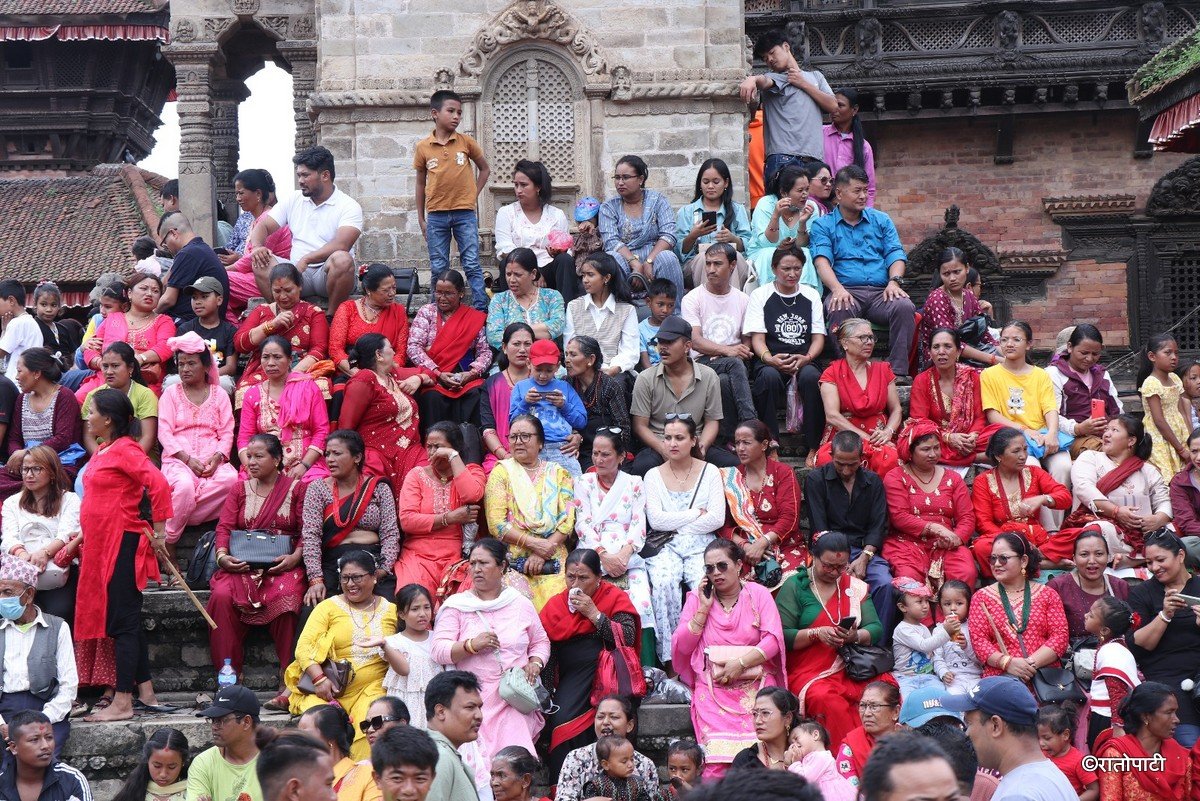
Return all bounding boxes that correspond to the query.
[166,47,222,243]
[211,79,250,216]
[279,42,317,151]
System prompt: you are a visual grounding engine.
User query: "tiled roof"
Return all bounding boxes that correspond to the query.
[0,164,166,286]
[0,0,163,14]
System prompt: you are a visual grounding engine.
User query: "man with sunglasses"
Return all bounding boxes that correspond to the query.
[190,684,262,801]
[630,315,740,475]
[804,429,895,634]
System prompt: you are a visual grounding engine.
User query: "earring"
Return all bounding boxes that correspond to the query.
[1021,566,1027,577]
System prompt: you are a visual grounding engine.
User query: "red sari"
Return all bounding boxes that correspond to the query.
[730,459,805,572]
[971,467,1071,578]
[394,463,487,596]
[339,369,429,491]
[882,466,978,588]
[908,365,999,467]
[328,298,410,369]
[75,436,172,686]
[234,301,330,407]
[1096,731,1191,801]
[815,360,899,476]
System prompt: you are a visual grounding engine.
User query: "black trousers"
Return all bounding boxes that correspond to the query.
[418,386,482,432]
[107,531,151,694]
[751,360,824,447]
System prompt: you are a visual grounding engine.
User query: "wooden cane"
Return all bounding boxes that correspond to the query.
[145,531,218,630]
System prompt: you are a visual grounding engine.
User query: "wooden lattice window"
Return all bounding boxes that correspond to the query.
[1169,255,1200,351]
[490,56,577,184]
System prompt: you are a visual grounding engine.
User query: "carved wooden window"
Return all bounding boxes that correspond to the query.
[491,56,576,184]
[1168,254,1200,351]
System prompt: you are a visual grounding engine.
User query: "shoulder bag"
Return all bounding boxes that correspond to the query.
[228,529,293,569]
[983,588,1086,706]
[838,643,895,682]
[186,529,219,590]
[590,623,647,705]
[476,611,541,714]
[640,465,707,559]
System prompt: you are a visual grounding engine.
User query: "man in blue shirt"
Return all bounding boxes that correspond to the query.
[810,165,916,383]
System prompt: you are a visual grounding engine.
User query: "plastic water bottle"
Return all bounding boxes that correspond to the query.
[217,658,237,690]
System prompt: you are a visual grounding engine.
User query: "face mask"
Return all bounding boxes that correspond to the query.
[0,596,25,621]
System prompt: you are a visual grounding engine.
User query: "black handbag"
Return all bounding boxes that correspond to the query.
[186,529,219,590]
[1016,629,1087,706]
[839,644,894,682]
[228,529,293,569]
[958,314,990,346]
[639,466,707,559]
[389,266,421,314]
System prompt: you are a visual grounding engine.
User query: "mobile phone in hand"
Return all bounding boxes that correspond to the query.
[838,616,857,630]
[703,578,713,598]
[1091,399,1107,419]
[701,211,718,227]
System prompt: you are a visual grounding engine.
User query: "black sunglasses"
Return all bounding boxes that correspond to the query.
[359,715,401,733]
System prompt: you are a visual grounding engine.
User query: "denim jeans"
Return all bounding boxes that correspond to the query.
[764,153,819,192]
[1175,723,1200,748]
[426,210,485,310]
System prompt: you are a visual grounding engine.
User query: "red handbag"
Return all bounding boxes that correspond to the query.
[590,624,647,705]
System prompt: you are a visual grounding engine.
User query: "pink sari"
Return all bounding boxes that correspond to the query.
[227,212,293,316]
[237,372,330,483]
[672,581,786,778]
[483,371,517,474]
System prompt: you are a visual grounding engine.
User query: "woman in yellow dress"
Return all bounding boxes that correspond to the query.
[483,414,575,610]
[284,549,397,760]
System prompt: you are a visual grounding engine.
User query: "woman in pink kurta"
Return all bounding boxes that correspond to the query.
[157,333,238,549]
[395,422,487,597]
[431,539,551,762]
[76,275,175,401]
[672,540,785,779]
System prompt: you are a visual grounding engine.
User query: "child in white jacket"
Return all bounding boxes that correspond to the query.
[932,580,983,695]
[891,577,961,697]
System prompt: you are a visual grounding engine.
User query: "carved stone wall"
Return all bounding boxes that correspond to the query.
[309,0,748,268]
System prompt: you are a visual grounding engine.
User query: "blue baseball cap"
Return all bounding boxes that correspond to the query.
[899,685,961,728]
[574,196,600,222]
[942,676,1038,727]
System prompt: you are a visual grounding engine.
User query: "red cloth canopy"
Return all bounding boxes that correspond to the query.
[1150,93,1200,153]
[0,24,169,42]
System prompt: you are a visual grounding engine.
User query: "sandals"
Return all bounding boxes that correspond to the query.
[134,699,181,714]
[91,695,114,712]
[263,693,291,713]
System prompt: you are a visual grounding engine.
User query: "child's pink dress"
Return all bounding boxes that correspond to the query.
[789,751,857,801]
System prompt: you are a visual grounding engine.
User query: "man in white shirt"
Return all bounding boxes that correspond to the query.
[681,244,755,441]
[0,554,77,759]
[248,145,364,314]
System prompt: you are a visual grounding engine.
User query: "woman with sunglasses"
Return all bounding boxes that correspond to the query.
[814,318,901,476]
[572,429,652,648]
[775,531,884,749]
[672,539,786,779]
[967,531,1068,684]
[644,414,726,668]
[298,703,381,801]
[566,335,631,473]
[361,696,409,749]
[1128,530,1200,746]
[538,549,640,779]
[284,549,397,760]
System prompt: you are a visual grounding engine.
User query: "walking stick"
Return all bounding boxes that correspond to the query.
[145,531,218,630]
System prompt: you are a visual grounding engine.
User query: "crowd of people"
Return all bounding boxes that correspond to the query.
[1,23,1198,801]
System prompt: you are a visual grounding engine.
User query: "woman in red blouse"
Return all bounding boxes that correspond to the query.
[730,420,804,572]
[971,426,1072,578]
[882,419,978,591]
[327,264,410,419]
[908,327,999,469]
[234,263,330,409]
[815,318,901,476]
[968,531,1069,682]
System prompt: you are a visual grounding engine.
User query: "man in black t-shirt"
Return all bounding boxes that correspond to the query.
[741,246,826,451]
[157,212,230,322]
[171,276,237,395]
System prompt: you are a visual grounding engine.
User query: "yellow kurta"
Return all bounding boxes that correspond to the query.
[285,596,397,760]
[333,756,383,801]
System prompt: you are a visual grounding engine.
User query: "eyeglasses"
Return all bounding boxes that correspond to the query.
[340,572,372,585]
[359,715,400,733]
[665,413,693,421]
[510,432,537,443]
[815,558,849,573]
[19,465,44,475]
[858,702,897,713]
[704,561,731,574]
[612,173,639,183]
[988,554,1018,566]
[847,334,876,343]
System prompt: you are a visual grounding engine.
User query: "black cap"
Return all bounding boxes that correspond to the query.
[196,684,260,719]
[654,315,693,342]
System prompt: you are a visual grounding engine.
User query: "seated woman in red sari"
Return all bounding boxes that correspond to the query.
[340,333,433,493]
[971,427,1072,578]
[908,327,998,471]
[968,532,1068,683]
[1095,682,1192,801]
[815,318,901,476]
[729,420,804,572]
[328,264,410,419]
[774,531,885,750]
[406,270,491,430]
[834,680,902,789]
[395,422,486,597]
[234,262,330,409]
[207,433,305,711]
[883,419,978,591]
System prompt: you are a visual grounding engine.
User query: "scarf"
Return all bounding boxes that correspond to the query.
[321,476,380,549]
[540,579,640,642]
[503,458,555,535]
[839,726,876,783]
[930,365,978,434]
[275,371,320,444]
[1094,731,1190,801]
[425,305,487,398]
[437,584,522,616]
[1096,455,1147,496]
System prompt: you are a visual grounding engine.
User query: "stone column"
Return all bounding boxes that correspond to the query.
[279,42,317,151]
[211,79,250,215]
[165,46,222,242]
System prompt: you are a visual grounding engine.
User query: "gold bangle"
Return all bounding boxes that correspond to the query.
[464,639,477,655]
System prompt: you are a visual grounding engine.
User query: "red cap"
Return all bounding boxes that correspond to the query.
[530,339,561,367]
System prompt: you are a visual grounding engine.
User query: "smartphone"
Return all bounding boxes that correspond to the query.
[214,247,232,255]
[1091,399,1107,419]
[1175,592,1200,606]
[702,578,713,599]
[701,210,718,227]
[838,616,857,630]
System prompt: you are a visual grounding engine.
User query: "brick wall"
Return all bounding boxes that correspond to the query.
[869,109,1188,350]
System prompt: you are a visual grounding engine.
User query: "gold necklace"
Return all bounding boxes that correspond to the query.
[668,460,694,485]
[359,298,383,323]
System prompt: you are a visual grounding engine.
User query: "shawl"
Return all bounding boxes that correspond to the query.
[1097,456,1148,497]
[719,467,782,586]
[322,476,381,550]
[503,458,556,535]
[1096,732,1190,801]
[438,584,522,617]
[675,581,786,691]
[838,726,876,783]
[933,365,979,435]
[276,372,322,444]
[425,306,487,398]
[541,579,639,642]
[485,372,516,442]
